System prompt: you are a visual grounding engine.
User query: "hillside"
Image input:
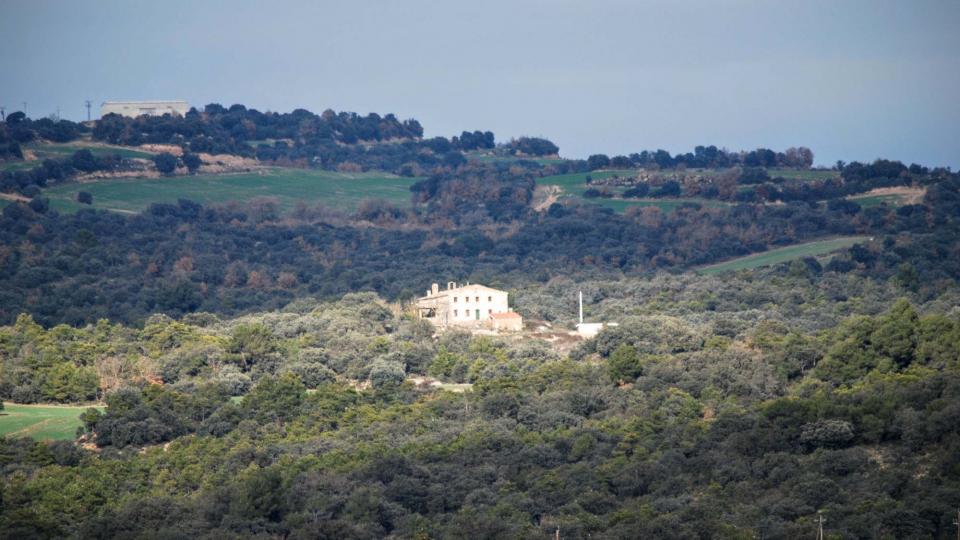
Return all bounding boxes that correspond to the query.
[1,106,960,539]
[0,273,958,537]
[42,168,419,214]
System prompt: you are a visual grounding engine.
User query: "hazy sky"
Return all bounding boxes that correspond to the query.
[2,0,958,167]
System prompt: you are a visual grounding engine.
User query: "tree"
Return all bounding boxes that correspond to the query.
[181,153,202,173]
[871,299,919,367]
[799,420,855,448]
[242,373,305,422]
[369,360,405,389]
[152,152,178,175]
[608,344,642,384]
[6,111,26,124]
[71,149,98,173]
[76,191,93,204]
[227,324,277,371]
[783,147,814,168]
[587,154,611,170]
[286,361,335,388]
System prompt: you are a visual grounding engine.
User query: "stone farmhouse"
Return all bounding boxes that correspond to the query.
[417,282,522,331]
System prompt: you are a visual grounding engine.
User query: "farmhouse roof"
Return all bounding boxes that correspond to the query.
[101,100,188,105]
[490,311,521,319]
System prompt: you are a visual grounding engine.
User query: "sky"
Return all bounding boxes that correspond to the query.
[2,0,958,168]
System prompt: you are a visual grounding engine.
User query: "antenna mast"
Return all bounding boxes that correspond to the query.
[578,290,583,325]
[85,100,92,121]
[21,101,27,117]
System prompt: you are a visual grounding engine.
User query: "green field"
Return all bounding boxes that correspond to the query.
[1,141,157,172]
[696,236,869,274]
[42,168,421,214]
[28,141,156,160]
[538,169,729,213]
[538,169,636,191]
[0,160,39,172]
[592,197,728,213]
[0,403,101,441]
[767,167,838,181]
[848,194,903,208]
[466,151,564,166]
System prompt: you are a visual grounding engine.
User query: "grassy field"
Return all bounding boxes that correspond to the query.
[588,197,728,213]
[538,169,637,191]
[538,169,729,213]
[0,403,102,441]
[42,168,421,214]
[848,194,904,208]
[0,160,39,172]
[1,141,157,172]
[466,151,565,166]
[767,167,838,181]
[27,141,156,160]
[696,236,869,274]
[850,195,898,208]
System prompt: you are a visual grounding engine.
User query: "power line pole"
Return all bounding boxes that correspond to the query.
[21,101,27,116]
[85,100,92,121]
[953,507,959,540]
[0,106,5,121]
[816,512,825,540]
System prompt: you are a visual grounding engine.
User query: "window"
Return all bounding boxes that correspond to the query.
[465,297,469,302]
[488,296,492,302]
[475,296,479,302]
[453,297,457,302]
[488,309,492,314]
[453,310,458,316]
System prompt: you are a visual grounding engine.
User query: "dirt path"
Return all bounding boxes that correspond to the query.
[848,186,926,205]
[0,192,30,203]
[532,185,563,211]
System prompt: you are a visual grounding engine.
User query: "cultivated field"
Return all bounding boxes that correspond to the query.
[42,168,421,214]
[538,169,637,191]
[466,151,564,166]
[538,169,729,212]
[2,140,157,172]
[0,403,101,441]
[768,167,838,181]
[696,236,869,274]
[847,187,925,208]
[591,197,728,213]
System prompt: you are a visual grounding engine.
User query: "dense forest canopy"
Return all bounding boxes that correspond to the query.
[0,281,958,538]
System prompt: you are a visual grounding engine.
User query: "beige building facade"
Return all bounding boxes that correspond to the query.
[101,100,190,118]
[417,282,521,330]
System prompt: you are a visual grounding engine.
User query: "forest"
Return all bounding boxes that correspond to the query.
[1,168,959,327]
[0,272,958,538]
[1,105,959,538]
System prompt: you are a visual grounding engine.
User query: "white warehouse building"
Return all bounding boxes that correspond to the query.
[100,100,190,119]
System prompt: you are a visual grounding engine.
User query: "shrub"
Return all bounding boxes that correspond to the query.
[369,360,405,389]
[152,152,178,175]
[608,343,643,383]
[286,362,336,388]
